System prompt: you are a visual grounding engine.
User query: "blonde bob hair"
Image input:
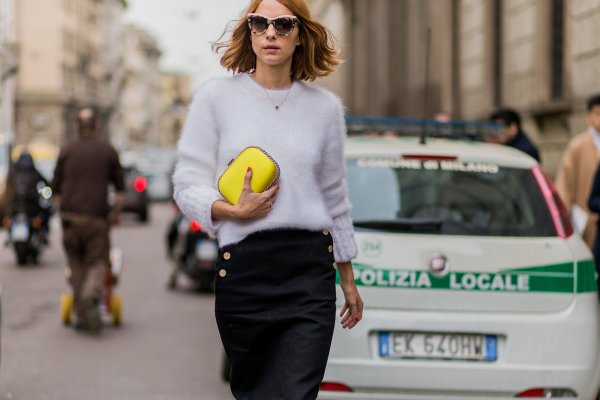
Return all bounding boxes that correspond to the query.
[212,0,342,81]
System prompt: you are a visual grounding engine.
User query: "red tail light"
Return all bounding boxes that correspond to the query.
[134,176,147,193]
[531,166,573,239]
[516,387,577,397]
[319,382,353,392]
[189,220,202,232]
[516,388,545,397]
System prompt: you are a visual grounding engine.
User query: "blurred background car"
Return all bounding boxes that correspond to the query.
[142,167,173,201]
[134,147,175,202]
[120,164,150,222]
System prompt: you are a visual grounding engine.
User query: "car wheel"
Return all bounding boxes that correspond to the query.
[139,208,149,222]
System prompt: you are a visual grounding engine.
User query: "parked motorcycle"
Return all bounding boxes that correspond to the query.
[166,210,218,292]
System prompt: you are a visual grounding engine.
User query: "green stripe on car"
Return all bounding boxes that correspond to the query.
[576,260,597,293]
[336,261,597,293]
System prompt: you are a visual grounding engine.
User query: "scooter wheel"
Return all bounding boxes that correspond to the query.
[60,293,74,326]
[110,294,123,327]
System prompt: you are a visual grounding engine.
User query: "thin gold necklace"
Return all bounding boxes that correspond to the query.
[251,74,293,111]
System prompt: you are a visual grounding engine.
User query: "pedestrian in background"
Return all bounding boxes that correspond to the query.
[489,108,541,162]
[5,150,51,241]
[52,107,124,333]
[556,94,600,247]
[173,0,363,398]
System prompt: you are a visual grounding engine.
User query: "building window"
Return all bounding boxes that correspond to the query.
[63,29,74,53]
[551,0,564,100]
[492,0,502,107]
[64,66,74,97]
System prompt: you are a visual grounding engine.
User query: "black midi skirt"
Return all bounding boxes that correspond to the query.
[215,229,337,400]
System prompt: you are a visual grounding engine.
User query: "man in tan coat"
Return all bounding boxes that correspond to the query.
[555,94,600,248]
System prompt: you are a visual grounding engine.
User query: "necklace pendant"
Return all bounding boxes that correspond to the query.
[275,106,279,110]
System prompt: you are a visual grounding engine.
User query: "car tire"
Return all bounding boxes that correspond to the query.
[139,208,149,223]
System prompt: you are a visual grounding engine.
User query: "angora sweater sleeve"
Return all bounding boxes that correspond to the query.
[172,83,223,237]
[319,95,358,262]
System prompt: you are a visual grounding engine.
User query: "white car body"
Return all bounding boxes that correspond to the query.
[320,135,600,399]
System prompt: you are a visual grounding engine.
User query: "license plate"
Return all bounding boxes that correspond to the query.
[379,331,497,361]
[11,222,29,241]
[196,240,218,261]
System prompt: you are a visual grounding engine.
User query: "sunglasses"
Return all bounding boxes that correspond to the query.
[247,13,299,37]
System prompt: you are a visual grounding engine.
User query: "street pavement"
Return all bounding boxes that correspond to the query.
[0,203,232,400]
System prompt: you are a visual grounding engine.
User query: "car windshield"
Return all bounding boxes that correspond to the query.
[123,166,140,181]
[347,157,556,237]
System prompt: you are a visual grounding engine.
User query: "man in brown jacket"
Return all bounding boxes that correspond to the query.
[555,94,600,248]
[52,107,125,333]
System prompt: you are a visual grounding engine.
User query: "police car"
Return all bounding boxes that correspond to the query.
[319,117,600,399]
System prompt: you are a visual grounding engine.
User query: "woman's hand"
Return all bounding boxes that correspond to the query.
[234,167,279,220]
[212,167,279,222]
[336,261,364,329]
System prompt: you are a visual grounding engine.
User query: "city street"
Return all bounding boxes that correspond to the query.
[0,203,231,400]
[0,0,599,397]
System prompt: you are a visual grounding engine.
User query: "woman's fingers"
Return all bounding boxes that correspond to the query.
[242,167,253,193]
[341,305,354,329]
[235,169,280,218]
[340,295,364,329]
[261,183,279,210]
[339,302,348,317]
[349,299,363,328]
[264,182,279,198]
[340,308,352,327]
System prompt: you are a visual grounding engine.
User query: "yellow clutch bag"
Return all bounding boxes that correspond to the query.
[218,146,280,204]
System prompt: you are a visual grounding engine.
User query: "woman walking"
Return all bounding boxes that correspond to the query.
[173,0,363,398]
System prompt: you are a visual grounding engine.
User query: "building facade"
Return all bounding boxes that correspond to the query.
[307,0,348,98]
[160,71,191,148]
[14,0,127,146]
[96,0,129,150]
[0,0,15,193]
[314,0,600,176]
[120,25,162,149]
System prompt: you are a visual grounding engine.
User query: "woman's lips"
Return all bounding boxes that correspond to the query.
[263,46,280,53]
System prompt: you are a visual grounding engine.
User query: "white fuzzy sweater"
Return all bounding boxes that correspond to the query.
[173,73,357,262]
